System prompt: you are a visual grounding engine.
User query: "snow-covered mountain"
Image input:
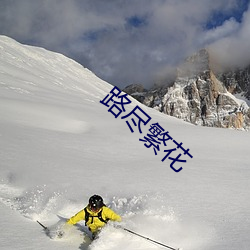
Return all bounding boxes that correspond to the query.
[124,49,250,130]
[0,36,250,250]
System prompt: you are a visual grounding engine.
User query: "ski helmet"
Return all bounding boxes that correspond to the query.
[89,195,104,210]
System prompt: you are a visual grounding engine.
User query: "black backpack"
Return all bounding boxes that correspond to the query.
[84,206,109,226]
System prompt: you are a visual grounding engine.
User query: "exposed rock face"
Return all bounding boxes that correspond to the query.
[122,84,147,103]
[217,66,250,100]
[123,49,250,130]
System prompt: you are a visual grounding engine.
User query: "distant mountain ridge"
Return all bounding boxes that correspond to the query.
[123,49,250,130]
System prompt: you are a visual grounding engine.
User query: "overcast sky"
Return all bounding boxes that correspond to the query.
[0,0,249,88]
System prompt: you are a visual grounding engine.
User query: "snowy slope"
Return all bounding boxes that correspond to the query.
[0,36,249,250]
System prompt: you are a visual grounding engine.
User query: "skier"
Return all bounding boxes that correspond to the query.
[66,194,122,239]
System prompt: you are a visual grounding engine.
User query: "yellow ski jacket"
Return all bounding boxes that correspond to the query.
[67,206,121,233]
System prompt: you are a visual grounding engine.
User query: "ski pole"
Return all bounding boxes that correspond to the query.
[37,220,48,231]
[122,227,180,250]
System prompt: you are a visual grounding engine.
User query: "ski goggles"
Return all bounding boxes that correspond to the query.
[89,204,101,212]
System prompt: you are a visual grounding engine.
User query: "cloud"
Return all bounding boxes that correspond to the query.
[0,0,249,88]
[200,18,240,45]
[209,3,250,69]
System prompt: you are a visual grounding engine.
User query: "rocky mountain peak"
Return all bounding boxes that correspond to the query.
[177,48,210,78]
[123,49,250,130]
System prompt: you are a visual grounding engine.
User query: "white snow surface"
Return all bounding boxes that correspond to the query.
[0,36,250,250]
